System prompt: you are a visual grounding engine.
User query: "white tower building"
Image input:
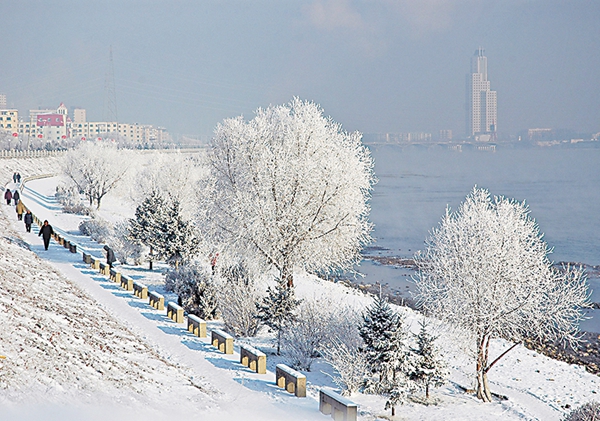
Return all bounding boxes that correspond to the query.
[467,48,497,138]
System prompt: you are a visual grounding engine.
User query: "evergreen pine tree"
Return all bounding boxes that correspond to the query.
[410,319,448,399]
[359,294,399,376]
[380,313,416,416]
[160,199,199,267]
[360,294,416,416]
[129,190,168,269]
[256,281,301,355]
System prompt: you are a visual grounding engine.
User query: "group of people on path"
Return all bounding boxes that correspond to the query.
[5,174,42,245]
[5,173,33,232]
[6,175,115,264]
[4,187,20,205]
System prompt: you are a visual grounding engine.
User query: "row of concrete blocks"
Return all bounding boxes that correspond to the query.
[52,232,77,253]
[80,253,356,420]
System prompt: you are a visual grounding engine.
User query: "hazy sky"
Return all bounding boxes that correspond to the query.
[1,0,599,138]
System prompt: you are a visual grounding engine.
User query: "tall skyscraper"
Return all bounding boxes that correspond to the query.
[467,48,497,138]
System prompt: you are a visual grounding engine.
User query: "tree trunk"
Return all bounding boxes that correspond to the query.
[476,370,492,402]
[426,383,430,399]
[149,246,153,270]
[277,329,281,355]
[391,406,395,416]
[281,265,294,288]
[476,335,493,402]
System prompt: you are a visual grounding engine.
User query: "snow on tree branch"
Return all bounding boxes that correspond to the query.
[415,186,591,402]
[199,98,375,287]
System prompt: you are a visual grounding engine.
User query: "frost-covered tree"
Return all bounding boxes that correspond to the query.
[282,298,358,371]
[62,141,129,209]
[321,338,370,396]
[415,187,590,402]
[201,98,374,287]
[131,152,205,219]
[410,319,448,399]
[256,282,300,355]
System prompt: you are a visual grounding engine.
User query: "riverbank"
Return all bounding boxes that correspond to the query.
[353,254,600,377]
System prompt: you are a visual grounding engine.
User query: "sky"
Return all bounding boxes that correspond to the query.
[1,0,599,139]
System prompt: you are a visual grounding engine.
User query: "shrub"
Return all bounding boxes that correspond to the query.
[107,221,146,265]
[218,264,261,338]
[565,401,600,421]
[78,218,113,242]
[282,297,360,371]
[56,184,91,215]
[165,265,219,320]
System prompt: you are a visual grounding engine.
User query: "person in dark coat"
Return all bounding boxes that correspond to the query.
[24,210,33,233]
[12,172,17,183]
[38,220,54,250]
[4,189,12,205]
[104,245,116,269]
[16,173,21,183]
[13,189,20,205]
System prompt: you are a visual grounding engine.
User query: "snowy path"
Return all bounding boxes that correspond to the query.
[3,177,322,421]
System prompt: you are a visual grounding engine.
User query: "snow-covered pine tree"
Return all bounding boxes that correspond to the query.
[159,198,199,267]
[256,281,301,355]
[359,294,399,377]
[379,314,416,416]
[129,190,169,269]
[410,319,448,399]
[360,294,416,415]
[165,264,219,320]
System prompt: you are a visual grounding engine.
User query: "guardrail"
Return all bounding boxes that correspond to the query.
[0,149,65,159]
[240,344,266,374]
[187,314,207,338]
[319,389,357,421]
[211,329,234,354]
[276,364,306,397]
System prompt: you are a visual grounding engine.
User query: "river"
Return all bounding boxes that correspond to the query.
[355,142,600,332]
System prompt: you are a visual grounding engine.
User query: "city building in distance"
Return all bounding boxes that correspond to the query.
[13,103,171,146]
[467,48,497,141]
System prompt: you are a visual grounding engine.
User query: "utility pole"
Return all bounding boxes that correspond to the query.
[103,46,119,131]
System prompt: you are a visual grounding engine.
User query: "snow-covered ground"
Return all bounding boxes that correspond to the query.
[0,156,598,420]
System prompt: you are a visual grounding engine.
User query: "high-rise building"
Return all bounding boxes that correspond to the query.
[467,48,497,139]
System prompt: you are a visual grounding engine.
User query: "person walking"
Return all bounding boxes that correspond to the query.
[38,220,54,250]
[103,245,116,269]
[4,188,12,205]
[16,173,21,183]
[24,210,33,233]
[12,172,17,183]
[12,189,20,205]
[16,200,25,221]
